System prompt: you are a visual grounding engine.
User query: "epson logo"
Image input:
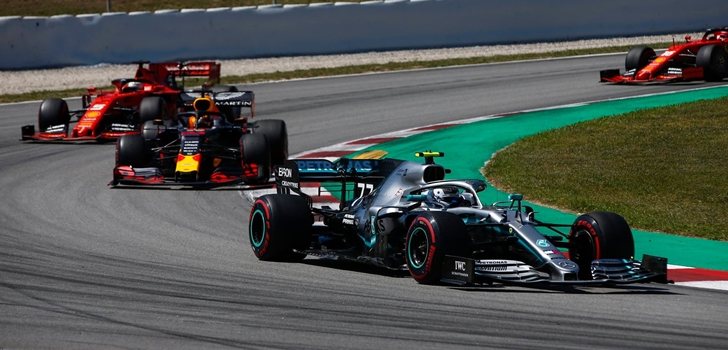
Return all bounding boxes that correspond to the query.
[277,167,292,178]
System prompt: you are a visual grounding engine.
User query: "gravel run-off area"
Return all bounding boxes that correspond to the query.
[0,34,695,95]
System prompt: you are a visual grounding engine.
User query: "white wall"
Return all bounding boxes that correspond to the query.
[2,0,727,70]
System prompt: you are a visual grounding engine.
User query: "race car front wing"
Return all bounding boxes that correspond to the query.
[111,165,274,189]
[441,254,668,286]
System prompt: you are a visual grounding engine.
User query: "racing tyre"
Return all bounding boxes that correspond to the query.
[139,96,166,123]
[116,134,150,167]
[38,98,70,132]
[249,194,313,261]
[240,133,271,184]
[141,120,163,142]
[255,119,288,165]
[569,211,635,280]
[697,45,728,82]
[405,211,471,284]
[625,46,655,71]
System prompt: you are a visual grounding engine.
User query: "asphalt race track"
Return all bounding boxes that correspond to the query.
[2,54,728,349]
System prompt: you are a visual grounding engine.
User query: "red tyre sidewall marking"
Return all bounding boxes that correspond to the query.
[251,199,272,257]
[407,217,438,281]
[575,219,601,260]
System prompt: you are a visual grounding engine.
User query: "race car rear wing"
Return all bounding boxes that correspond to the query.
[275,158,395,208]
[276,158,389,187]
[214,91,254,108]
[151,61,221,85]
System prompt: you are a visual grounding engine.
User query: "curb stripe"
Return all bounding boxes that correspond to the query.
[347,137,401,145]
[413,124,456,131]
[668,268,728,282]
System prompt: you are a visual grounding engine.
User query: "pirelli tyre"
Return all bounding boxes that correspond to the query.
[697,44,728,82]
[116,134,150,168]
[255,119,288,166]
[141,120,162,142]
[249,194,313,261]
[569,211,635,280]
[139,96,166,124]
[240,133,271,184]
[405,211,471,284]
[38,98,71,132]
[625,46,656,72]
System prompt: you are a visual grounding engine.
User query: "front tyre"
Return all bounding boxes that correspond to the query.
[405,211,470,284]
[116,134,150,167]
[38,98,71,132]
[625,46,655,72]
[569,211,635,280]
[249,194,313,261]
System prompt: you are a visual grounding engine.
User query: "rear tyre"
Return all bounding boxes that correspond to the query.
[38,98,70,132]
[139,96,166,124]
[697,44,728,82]
[569,211,635,280]
[405,211,470,284]
[625,46,655,71]
[240,133,271,183]
[141,120,163,142]
[116,135,150,167]
[255,119,288,165]
[249,194,313,261]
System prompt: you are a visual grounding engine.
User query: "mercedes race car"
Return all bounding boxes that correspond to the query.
[600,27,728,84]
[21,61,221,142]
[248,152,667,286]
[111,89,287,188]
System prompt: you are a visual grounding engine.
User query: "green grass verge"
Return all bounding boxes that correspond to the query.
[0,43,670,104]
[483,97,728,241]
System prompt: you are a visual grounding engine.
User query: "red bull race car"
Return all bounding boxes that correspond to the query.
[21,61,221,142]
[111,89,287,189]
[600,27,728,84]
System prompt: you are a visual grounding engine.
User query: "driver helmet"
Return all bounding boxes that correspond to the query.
[426,186,470,208]
[122,81,143,92]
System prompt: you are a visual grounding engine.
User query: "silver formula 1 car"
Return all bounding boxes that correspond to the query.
[248,152,667,286]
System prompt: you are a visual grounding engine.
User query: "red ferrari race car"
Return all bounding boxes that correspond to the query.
[111,88,287,189]
[20,61,221,142]
[600,27,728,84]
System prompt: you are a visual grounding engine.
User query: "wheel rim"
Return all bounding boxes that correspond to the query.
[408,227,430,269]
[250,209,267,248]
